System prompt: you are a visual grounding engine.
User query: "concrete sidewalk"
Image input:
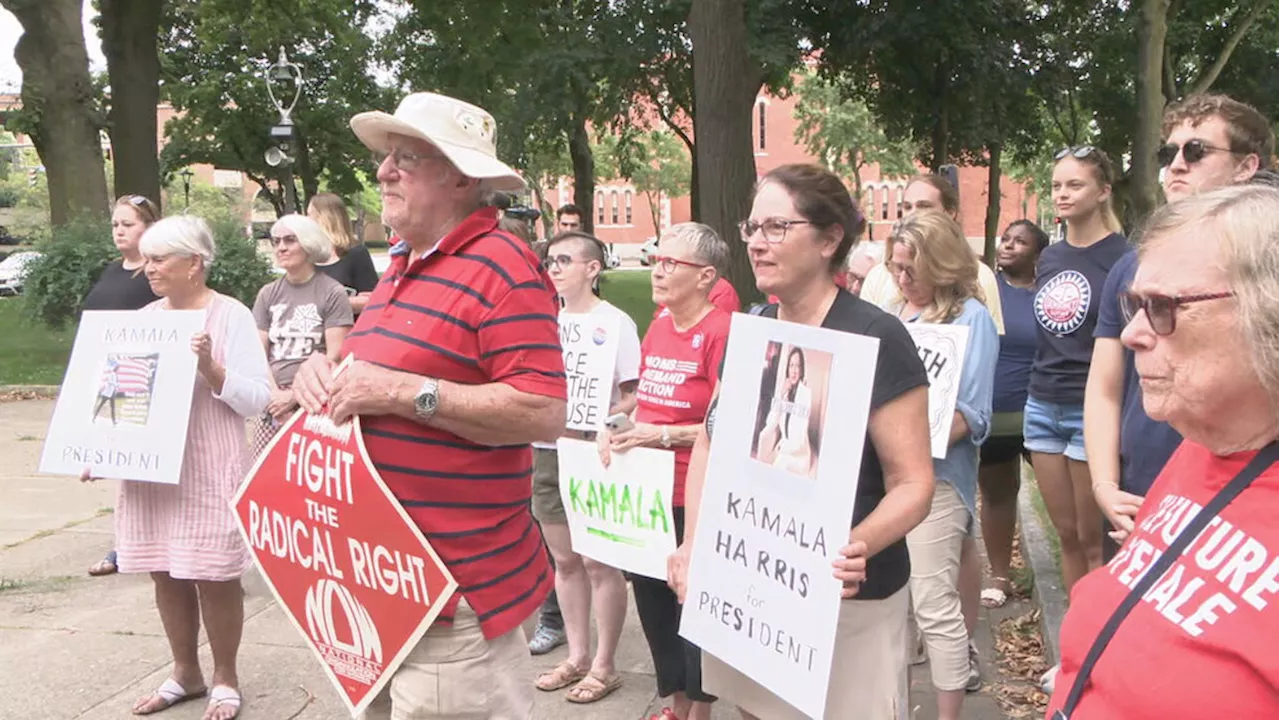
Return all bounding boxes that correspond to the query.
[0,399,1027,719]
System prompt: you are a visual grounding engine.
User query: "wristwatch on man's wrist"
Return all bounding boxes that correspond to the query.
[413,378,440,423]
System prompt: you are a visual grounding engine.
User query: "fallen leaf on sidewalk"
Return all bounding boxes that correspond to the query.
[991,608,1050,717]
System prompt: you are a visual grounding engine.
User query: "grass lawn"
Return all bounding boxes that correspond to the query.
[0,270,656,388]
[600,270,657,337]
[0,298,76,386]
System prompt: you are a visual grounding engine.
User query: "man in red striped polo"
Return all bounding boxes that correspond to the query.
[292,91,567,719]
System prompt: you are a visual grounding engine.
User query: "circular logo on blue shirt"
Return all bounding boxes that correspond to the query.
[1035,270,1092,336]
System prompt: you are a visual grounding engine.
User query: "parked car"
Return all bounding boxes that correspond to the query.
[0,250,42,296]
[639,236,658,266]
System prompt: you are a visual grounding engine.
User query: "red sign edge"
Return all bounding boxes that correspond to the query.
[229,406,460,718]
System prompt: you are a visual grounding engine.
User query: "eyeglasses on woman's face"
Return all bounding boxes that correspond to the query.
[738,217,812,244]
[269,234,298,248]
[542,253,586,272]
[1120,290,1234,336]
[1157,139,1233,168]
[650,255,709,274]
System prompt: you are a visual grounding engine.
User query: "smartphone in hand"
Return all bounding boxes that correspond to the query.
[604,412,634,433]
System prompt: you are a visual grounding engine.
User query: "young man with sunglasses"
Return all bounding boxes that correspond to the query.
[1084,93,1276,560]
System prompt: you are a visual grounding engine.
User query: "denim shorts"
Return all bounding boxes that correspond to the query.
[1022,396,1087,462]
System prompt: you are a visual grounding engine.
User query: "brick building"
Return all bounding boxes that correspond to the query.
[540,87,1040,252]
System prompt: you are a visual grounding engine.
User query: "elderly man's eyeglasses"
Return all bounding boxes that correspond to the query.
[373,148,448,173]
[1119,290,1234,336]
[651,255,709,273]
[738,218,812,244]
[1157,139,1232,168]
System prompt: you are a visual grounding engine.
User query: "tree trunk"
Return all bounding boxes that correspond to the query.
[1131,0,1171,223]
[983,141,1002,266]
[689,0,762,303]
[100,0,162,207]
[279,166,299,215]
[645,189,662,235]
[569,114,595,234]
[3,0,110,226]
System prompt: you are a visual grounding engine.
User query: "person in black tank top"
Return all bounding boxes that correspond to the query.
[84,195,162,577]
[307,193,381,317]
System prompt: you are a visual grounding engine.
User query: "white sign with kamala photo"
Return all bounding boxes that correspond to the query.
[905,323,970,459]
[557,438,677,579]
[559,312,621,432]
[680,312,879,719]
[40,310,205,484]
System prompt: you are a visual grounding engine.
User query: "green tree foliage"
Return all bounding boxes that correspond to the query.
[158,0,390,217]
[20,216,117,329]
[205,217,273,308]
[791,71,919,202]
[595,129,691,235]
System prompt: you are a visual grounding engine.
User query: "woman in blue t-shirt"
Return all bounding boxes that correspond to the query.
[978,220,1048,609]
[886,211,998,718]
[1025,147,1129,599]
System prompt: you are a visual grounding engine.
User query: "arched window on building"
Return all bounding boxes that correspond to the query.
[895,186,906,218]
[610,191,619,225]
[596,192,605,225]
[624,191,633,225]
[881,186,890,221]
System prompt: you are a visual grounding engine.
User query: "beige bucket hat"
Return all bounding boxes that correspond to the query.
[349,92,526,192]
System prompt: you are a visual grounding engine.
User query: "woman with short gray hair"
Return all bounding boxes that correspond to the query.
[252,214,353,434]
[1047,185,1278,719]
[85,215,271,719]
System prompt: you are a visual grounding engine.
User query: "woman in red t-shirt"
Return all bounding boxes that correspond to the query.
[599,222,732,720]
[1046,186,1278,719]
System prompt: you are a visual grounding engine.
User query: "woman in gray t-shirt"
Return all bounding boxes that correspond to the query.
[251,214,353,431]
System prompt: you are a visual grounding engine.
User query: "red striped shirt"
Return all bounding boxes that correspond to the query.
[342,208,564,640]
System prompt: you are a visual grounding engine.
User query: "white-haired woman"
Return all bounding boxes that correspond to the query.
[84,216,271,720]
[252,214,353,433]
[1048,185,1278,719]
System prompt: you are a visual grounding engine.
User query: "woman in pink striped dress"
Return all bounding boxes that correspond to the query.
[86,216,270,720]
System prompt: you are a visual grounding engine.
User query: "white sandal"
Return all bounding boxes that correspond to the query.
[981,577,1011,608]
[204,685,241,720]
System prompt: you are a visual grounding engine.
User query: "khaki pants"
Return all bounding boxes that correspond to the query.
[703,584,910,719]
[360,601,533,720]
[906,482,970,692]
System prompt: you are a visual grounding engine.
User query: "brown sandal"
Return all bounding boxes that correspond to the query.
[535,660,586,691]
[566,672,622,704]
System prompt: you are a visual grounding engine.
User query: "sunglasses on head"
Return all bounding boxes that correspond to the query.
[1119,290,1234,336]
[1055,145,1098,161]
[1157,139,1232,168]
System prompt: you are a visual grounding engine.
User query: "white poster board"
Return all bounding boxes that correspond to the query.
[560,312,621,432]
[40,310,205,484]
[556,438,677,579]
[679,313,879,719]
[905,323,971,459]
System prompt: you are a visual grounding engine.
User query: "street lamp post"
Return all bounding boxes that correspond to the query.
[179,167,194,209]
[265,46,303,214]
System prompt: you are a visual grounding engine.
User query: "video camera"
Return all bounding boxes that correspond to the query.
[504,206,541,222]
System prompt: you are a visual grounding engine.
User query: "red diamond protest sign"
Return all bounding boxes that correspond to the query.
[231,407,456,717]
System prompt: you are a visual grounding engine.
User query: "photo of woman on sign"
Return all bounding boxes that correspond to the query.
[752,342,831,479]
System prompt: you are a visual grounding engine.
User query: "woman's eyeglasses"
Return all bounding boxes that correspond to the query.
[269,234,298,247]
[738,218,812,244]
[885,260,916,283]
[1119,290,1234,336]
[542,254,576,271]
[1157,139,1232,168]
[650,255,709,273]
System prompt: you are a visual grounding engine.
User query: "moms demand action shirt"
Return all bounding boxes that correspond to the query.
[1028,232,1128,404]
[635,307,730,507]
[1048,441,1279,719]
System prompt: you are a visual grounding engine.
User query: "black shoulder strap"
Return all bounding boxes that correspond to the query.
[748,302,776,317]
[1059,441,1279,717]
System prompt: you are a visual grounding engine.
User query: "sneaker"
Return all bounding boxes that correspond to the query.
[966,640,982,692]
[528,622,566,655]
